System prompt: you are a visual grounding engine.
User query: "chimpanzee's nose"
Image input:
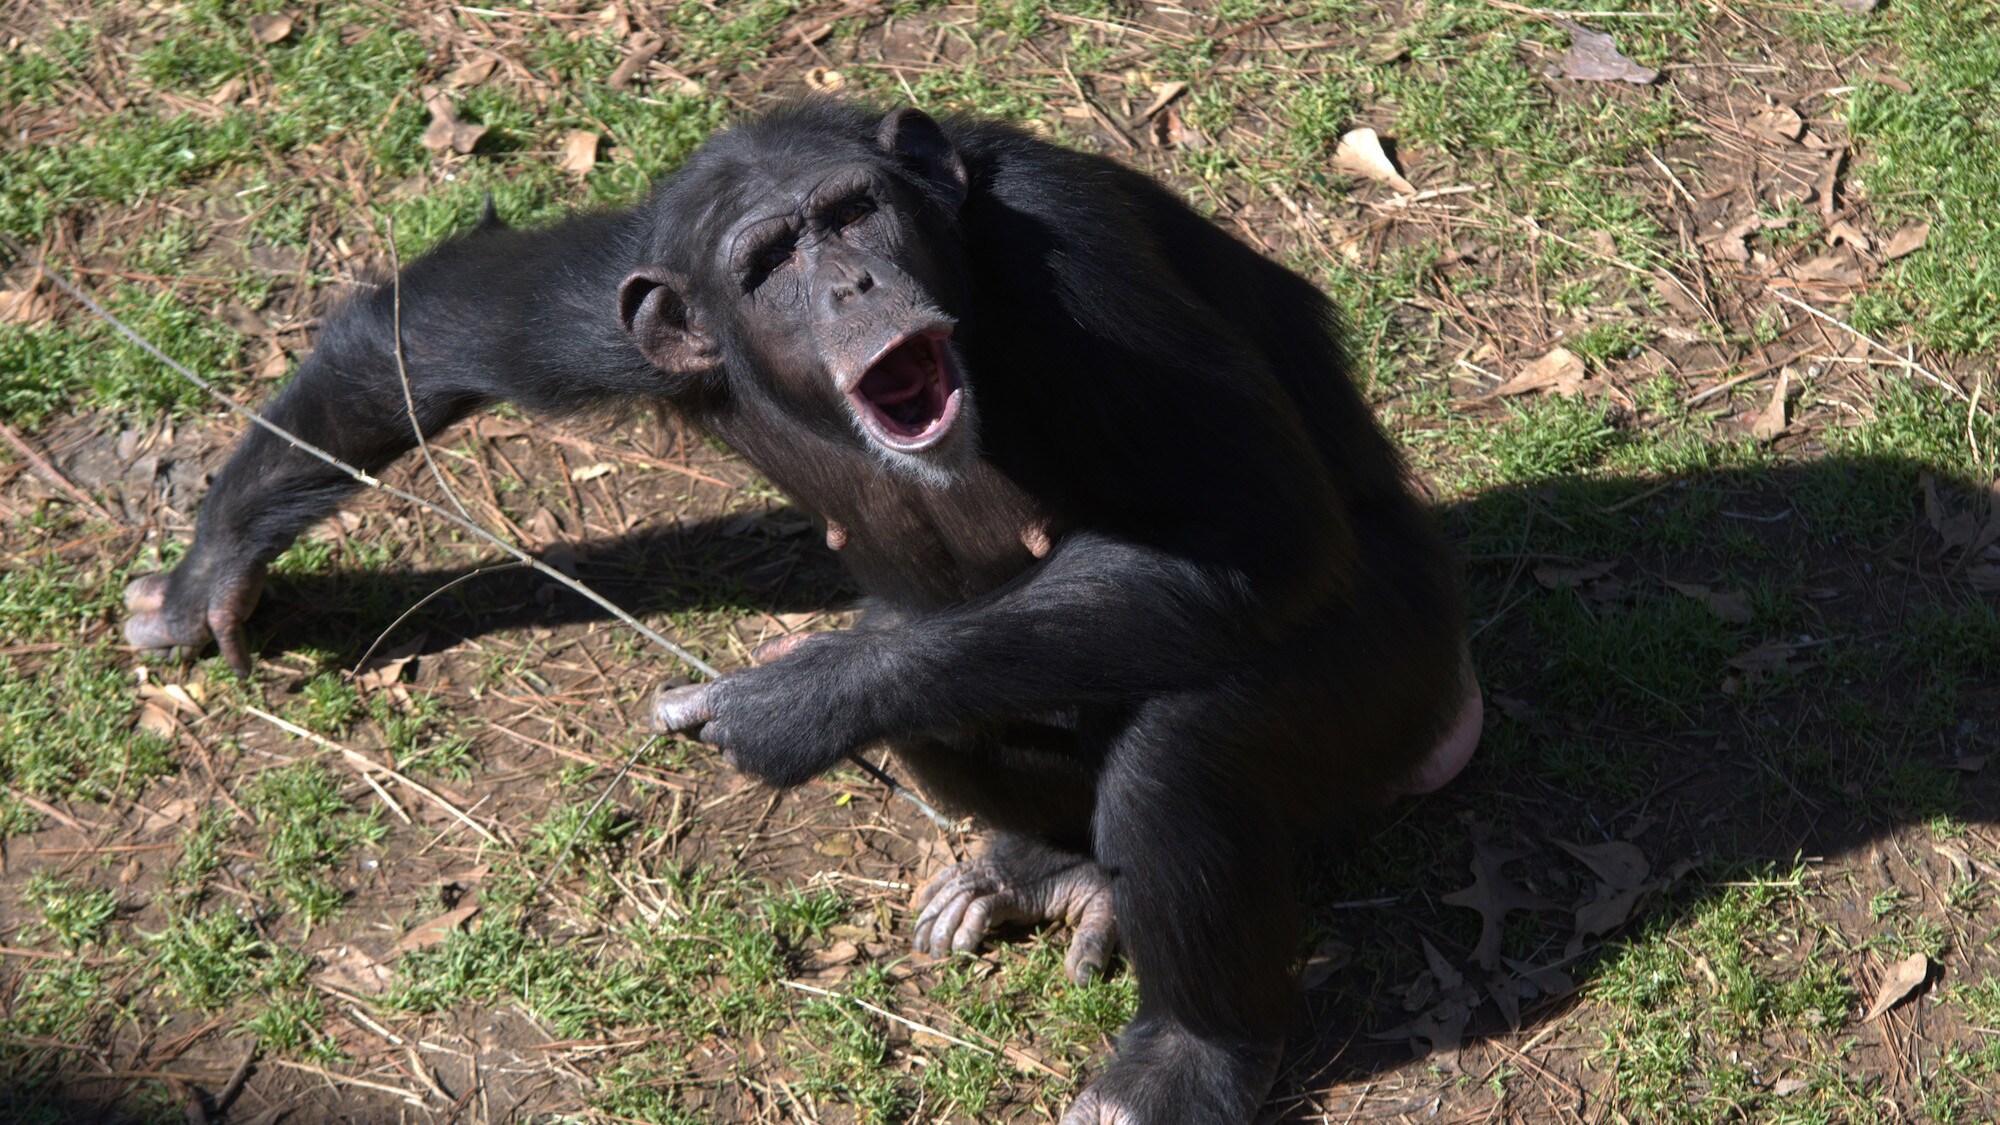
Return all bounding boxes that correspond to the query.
[830,267,874,303]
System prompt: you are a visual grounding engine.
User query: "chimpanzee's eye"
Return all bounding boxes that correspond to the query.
[754,243,792,275]
[833,198,873,229]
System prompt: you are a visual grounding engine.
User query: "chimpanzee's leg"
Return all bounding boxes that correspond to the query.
[125,210,660,673]
[1061,693,1296,1125]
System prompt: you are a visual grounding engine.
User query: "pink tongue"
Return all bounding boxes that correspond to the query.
[865,366,926,406]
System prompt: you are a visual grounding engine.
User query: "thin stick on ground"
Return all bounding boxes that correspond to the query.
[533,733,659,899]
[0,420,118,523]
[243,704,503,845]
[349,561,527,676]
[2,233,951,832]
[1769,289,1967,402]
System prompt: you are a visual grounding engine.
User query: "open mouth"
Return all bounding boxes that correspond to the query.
[846,331,962,452]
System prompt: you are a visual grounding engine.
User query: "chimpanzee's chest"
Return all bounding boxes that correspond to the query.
[803,460,1052,611]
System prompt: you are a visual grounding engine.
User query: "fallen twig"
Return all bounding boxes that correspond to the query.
[0,420,118,523]
[1768,290,1967,402]
[242,704,501,844]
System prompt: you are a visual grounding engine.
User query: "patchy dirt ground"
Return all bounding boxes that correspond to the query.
[3,1,1999,1123]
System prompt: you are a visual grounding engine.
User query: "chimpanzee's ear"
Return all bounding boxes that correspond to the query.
[877,108,967,211]
[619,266,719,377]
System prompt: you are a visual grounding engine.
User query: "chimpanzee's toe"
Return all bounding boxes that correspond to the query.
[911,848,1116,982]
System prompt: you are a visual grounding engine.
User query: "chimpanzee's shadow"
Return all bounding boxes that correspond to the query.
[239,453,1996,1104]
[256,512,855,664]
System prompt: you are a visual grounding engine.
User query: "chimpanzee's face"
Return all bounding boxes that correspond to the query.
[721,160,971,467]
[619,109,976,483]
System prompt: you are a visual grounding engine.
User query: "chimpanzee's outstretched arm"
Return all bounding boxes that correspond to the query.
[655,531,1269,785]
[125,210,661,673]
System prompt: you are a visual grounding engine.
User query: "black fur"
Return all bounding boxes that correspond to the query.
[126,102,1468,1123]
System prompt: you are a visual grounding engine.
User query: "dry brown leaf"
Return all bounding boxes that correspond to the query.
[1534,560,1616,590]
[1751,367,1792,441]
[1551,21,1658,85]
[1826,219,1872,253]
[1665,580,1754,624]
[1727,640,1813,677]
[558,129,600,177]
[805,67,847,93]
[1489,346,1586,398]
[422,96,487,155]
[1883,221,1931,260]
[138,681,207,718]
[1772,1076,1810,1097]
[1556,840,1649,889]
[1814,149,1845,218]
[0,281,54,327]
[136,702,178,739]
[1749,104,1806,143]
[1862,952,1930,1021]
[595,3,631,39]
[398,901,480,952]
[1945,755,1987,773]
[1440,827,1554,970]
[444,55,498,90]
[249,13,294,44]
[209,77,246,106]
[138,796,199,833]
[1922,471,2000,558]
[1300,939,1352,990]
[1138,80,1188,121]
[569,461,618,482]
[1705,215,1764,263]
[1570,886,1647,951]
[1371,941,1476,1066]
[804,940,861,972]
[317,945,394,995]
[1152,105,1205,150]
[1332,127,1415,194]
[1789,252,1867,286]
[813,834,857,858]
[356,638,423,696]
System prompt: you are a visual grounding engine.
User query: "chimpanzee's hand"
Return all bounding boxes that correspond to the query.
[122,552,267,677]
[652,634,883,788]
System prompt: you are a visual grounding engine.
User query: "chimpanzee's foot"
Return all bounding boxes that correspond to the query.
[121,562,265,676]
[1059,1018,1279,1125]
[912,837,1115,982]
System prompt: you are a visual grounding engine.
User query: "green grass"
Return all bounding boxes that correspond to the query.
[3,1,2000,1122]
[1591,865,1861,1118]
[1841,0,2000,354]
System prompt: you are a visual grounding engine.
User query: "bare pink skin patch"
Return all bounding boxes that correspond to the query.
[1387,655,1482,798]
[825,519,849,551]
[751,631,814,665]
[1021,520,1053,559]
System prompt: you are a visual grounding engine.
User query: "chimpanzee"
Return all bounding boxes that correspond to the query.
[123,103,1482,1123]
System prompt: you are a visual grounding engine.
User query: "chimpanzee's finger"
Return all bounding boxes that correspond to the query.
[652,682,716,733]
[212,615,254,679]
